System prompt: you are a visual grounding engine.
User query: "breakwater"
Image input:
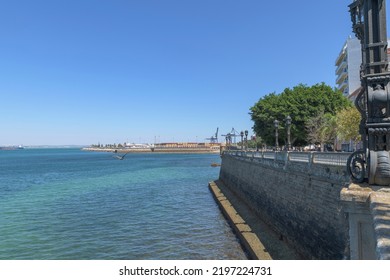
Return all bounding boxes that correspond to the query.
[218,151,350,259]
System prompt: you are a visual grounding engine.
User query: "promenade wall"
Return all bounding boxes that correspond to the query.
[219,151,350,259]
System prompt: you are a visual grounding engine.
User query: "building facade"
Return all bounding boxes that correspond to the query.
[335,37,362,100]
[335,37,390,151]
[336,36,390,101]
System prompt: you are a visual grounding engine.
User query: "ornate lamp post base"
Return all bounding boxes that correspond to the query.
[347,0,390,187]
[369,150,390,185]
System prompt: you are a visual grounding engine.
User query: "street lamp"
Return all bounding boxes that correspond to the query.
[225,134,231,151]
[285,115,292,151]
[274,119,279,150]
[240,131,244,150]
[245,130,248,151]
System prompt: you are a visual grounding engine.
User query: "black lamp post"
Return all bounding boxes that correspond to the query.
[226,134,232,150]
[346,0,390,185]
[245,130,248,151]
[285,115,292,151]
[240,131,244,150]
[274,119,279,150]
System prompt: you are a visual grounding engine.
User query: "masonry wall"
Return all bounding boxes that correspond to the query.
[219,154,349,259]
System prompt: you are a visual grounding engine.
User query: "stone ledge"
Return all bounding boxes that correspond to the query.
[208,181,272,260]
[341,183,390,260]
[370,190,390,260]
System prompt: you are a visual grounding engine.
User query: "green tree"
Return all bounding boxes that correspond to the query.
[247,136,264,150]
[336,106,361,150]
[305,111,337,151]
[250,83,351,146]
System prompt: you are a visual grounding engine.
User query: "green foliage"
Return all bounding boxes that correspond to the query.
[246,136,264,149]
[336,106,361,143]
[250,83,351,146]
[305,111,337,150]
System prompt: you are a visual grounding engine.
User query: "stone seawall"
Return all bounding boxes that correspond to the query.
[219,154,349,259]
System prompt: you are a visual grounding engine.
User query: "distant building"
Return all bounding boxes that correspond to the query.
[335,37,362,100]
[335,36,390,102]
[335,37,390,151]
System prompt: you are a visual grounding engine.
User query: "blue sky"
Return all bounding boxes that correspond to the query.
[0,0,384,145]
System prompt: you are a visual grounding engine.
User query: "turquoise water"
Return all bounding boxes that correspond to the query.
[0,148,246,260]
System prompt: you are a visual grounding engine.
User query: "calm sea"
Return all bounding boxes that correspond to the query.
[0,148,247,260]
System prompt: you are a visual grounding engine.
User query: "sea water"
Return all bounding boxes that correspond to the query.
[0,148,247,260]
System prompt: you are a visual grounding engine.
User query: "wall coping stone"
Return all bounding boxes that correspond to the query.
[341,183,390,259]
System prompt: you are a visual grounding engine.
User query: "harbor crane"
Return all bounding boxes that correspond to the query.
[221,128,240,144]
[206,128,219,143]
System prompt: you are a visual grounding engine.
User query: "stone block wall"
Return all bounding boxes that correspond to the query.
[341,184,390,260]
[219,154,349,259]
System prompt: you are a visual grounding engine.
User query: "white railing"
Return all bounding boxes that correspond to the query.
[224,150,351,167]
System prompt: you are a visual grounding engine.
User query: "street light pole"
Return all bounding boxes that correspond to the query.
[274,119,279,151]
[240,131,244,150]
[245,130,248,151]
[285,115,292,151]
[347,0,390,185]
[225,134,230,151]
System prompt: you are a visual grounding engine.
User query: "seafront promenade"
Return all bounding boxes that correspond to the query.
[215,150,390,259]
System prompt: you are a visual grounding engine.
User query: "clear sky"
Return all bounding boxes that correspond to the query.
[0,0,386,146]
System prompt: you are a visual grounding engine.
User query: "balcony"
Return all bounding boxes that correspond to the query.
[336,59,348,75]
[339,81,348,92]
[336,71,348,85]
[335,45,347,66]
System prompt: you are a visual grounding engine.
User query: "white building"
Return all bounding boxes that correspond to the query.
[335,36,362,100]
[335,37,390,151]
[335,36,390,102]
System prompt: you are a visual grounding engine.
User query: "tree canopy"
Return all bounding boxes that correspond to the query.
[336,106,361,144]
[250,83,352,146]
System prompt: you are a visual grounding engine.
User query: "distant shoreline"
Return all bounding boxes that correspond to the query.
[81,147,221,154]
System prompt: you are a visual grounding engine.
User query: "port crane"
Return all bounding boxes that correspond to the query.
[221,128,240,144]
[206,128,219,143]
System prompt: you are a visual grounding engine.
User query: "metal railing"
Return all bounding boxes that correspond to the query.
[223,150,351,167]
